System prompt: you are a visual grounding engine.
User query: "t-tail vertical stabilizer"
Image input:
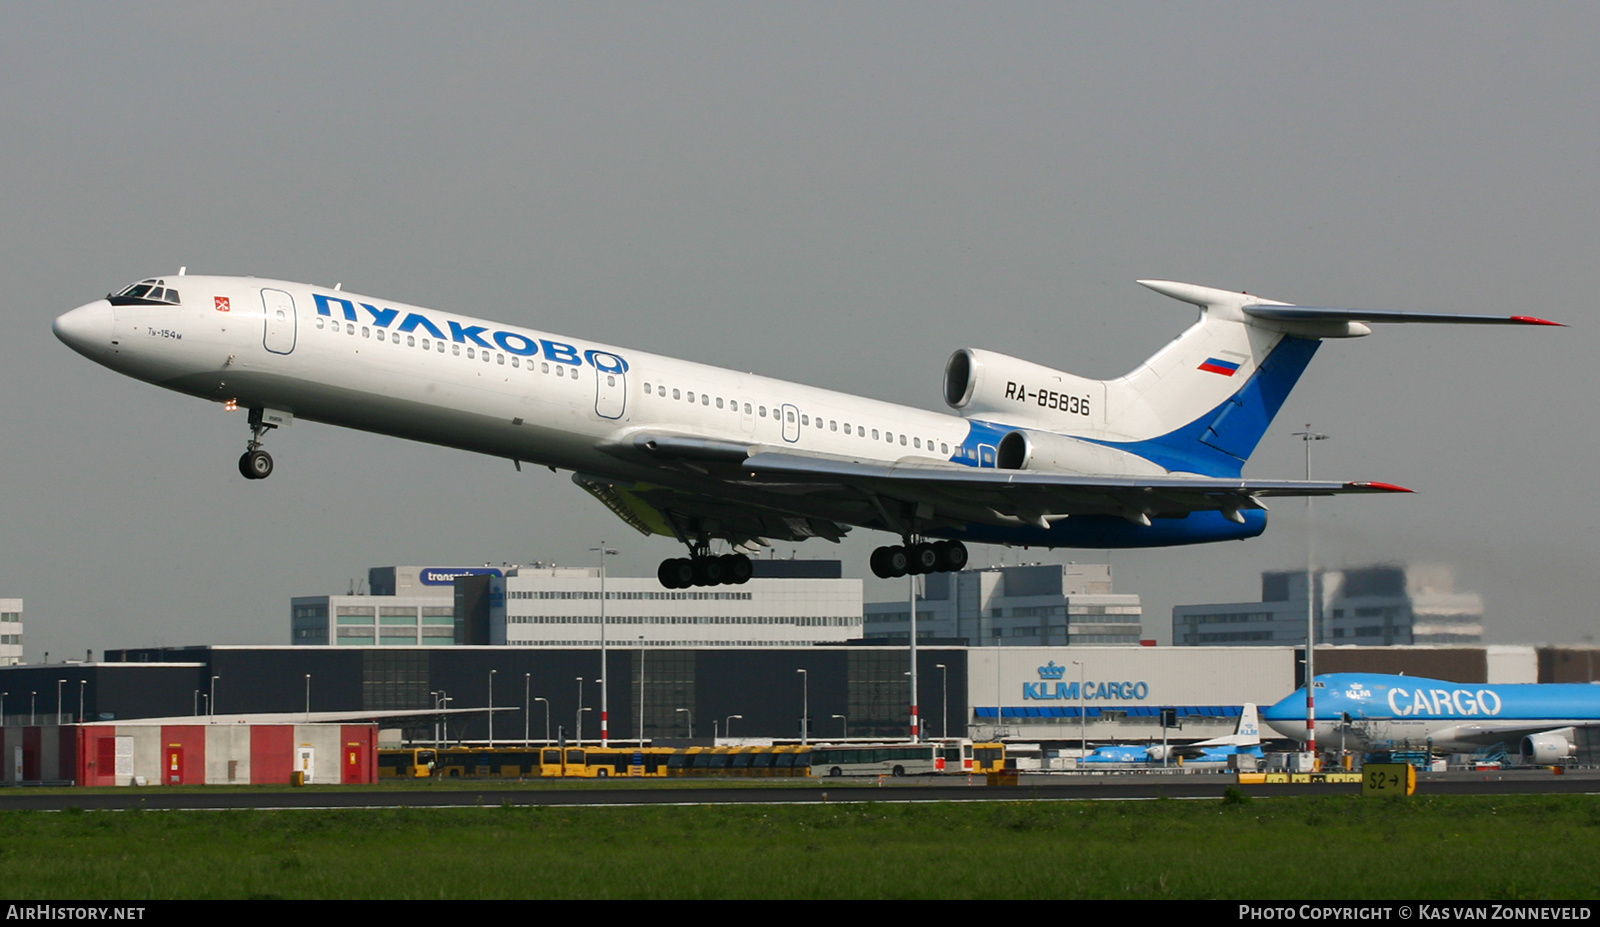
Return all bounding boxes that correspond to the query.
[1072,280,1558,478]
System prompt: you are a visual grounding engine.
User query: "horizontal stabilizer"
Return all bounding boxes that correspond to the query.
[1243,306,1565,326]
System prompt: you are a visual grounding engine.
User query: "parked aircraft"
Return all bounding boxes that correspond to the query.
[1080,703,1265,765]
[1262,674,1600,761]
[53,274,1556,585]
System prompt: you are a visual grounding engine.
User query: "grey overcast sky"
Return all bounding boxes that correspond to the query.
[3,3,1596,657]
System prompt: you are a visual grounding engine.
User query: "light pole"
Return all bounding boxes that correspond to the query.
[796,668,809,745]
[304,674,311,722]
[524,673,532,747]
[488,669,498,748]
[590,544,618,744]
[534,697,550,744]
[1,692,7,726]
[78,679,86,724]
[56,679,65,725]
[438,692,452,746]
[676,707,693,739]
[1071,660,1086,760]
[575,676,586,744]
[936,664,948,740]
[638,636,646,746]
[833,714,847,738]
[209,675,219,719]
[725,714,743,739]
[993,634,1002,740]
[908,571,920,742]
[30,691,36,726]
[1294,425,1328,768]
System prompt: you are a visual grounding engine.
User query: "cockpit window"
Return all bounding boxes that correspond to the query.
[108,278,181,307]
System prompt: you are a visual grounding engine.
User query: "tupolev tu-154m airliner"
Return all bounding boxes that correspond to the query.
[52,274,1558,588]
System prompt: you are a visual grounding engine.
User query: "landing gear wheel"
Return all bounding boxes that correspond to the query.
[658,558,695,589]
[238,449,273,480]
[698,557,726,586]
[936,540,969,572]
[871,546,907,579]
[909,543,940,575]
[722,554,753,585]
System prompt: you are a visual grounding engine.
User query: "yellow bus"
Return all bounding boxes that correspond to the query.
[377,748,438,778]
[426,747,544,778]
[539,747,673,778]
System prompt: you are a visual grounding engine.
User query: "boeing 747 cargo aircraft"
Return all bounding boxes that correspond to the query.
[52,274,1556,587]
[1264,674,1600,762]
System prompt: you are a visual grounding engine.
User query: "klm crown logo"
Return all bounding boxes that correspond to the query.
[1037,661,1067,680]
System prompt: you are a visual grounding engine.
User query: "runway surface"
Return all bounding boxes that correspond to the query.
[0,769,1594,811]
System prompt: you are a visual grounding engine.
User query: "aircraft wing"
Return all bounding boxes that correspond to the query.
[580,436,1409,546]
[1421,721,1595,747]
[575,471,857,549]
[738,451,1409,530]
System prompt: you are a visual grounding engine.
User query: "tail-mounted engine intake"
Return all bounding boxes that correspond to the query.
[995,427,1166,475]
[943,348,1106,430]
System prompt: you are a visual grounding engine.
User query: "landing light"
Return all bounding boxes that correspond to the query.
[224,399,238,412]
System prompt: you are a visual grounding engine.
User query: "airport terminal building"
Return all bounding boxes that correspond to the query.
[1173,564,1485,647]
[292,562,863,648]
[864,564,1143,646]
[0,598,21,666]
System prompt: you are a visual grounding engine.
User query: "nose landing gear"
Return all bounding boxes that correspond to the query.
[239,449,273,480]
[237,407,281,480]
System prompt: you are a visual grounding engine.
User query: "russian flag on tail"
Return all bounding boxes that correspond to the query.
[1197,357,1241,376]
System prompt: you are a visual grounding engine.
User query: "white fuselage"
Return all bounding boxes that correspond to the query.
[55,275,1019,492]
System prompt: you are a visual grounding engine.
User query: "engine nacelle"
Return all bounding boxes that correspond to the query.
[995,427,1167,476]
[944,348,1106,430]
[1521,732,1577,764]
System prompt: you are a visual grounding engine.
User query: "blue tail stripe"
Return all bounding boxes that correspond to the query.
[1091,335,1321,477]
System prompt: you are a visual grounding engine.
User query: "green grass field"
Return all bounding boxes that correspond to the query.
[2,793,1596,899]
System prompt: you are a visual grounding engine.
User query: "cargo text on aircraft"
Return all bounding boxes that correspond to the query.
[313,294,628,372]
[1385,686,1503,717]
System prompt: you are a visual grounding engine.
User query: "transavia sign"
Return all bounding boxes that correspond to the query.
[1023,661,1151,701]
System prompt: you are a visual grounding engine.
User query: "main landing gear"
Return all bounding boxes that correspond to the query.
[658,551,755,589]
[870,540,968,579]
[237,407,276,480]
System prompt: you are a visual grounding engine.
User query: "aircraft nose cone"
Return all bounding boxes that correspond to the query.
[53,300,114,356]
